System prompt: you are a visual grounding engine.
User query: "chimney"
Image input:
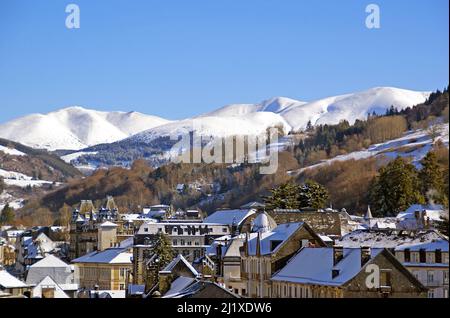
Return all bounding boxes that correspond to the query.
[333,245,344,266]
[361,246,371,266]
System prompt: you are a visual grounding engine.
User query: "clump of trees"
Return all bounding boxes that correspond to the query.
[369,157,424,216]
[263,180,329,210]
[0,204,15,225]
[369,150,449,217]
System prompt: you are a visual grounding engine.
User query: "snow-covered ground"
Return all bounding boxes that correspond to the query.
[0,191,24,211]
[0,168,56,188]
[0,145,26,156]
[293,124,449,174]
[61,151,98,163]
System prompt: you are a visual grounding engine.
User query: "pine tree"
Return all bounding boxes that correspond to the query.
[0,177,4,194]
[0,204,15,225]
[263,182,301,210]
[369,157,425,216]
[419,151,446,204]
[263,180,329,210]
[151,232,174,271]
[298,180,329,209]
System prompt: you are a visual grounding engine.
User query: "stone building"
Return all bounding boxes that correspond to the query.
[69,197,130,260]
[271,247,427,298]
[240,218,326,298]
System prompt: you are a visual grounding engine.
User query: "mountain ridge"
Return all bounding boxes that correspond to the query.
[0,87,430,151]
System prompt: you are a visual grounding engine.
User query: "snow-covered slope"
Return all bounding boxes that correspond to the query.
[292,123,449,175]
[0,107,171,151]
[280,87,430,131]
[130,112,291,143]
[201,97,307,117]
[0,87,429,151]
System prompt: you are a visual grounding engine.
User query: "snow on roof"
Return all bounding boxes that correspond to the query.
[319,235,333,242]
[0,269,28,288]
[100,221,118,228]
[95,290,126,298]
[246,223,304,256]
[0,145,26,156]
[160,254,199,277]
[204,209,256,226]
[397,204,445,221]
[32,276,69,298]
[72,248,132,264]
[395,238,449,252]
[338,230,445,249]
[271,248,383,286]
[29,254,70,268]
[163,276,196,298]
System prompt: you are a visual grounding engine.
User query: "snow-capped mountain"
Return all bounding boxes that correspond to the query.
[129,87,430,144]
[0,87,430,151]
[0,107,171,150]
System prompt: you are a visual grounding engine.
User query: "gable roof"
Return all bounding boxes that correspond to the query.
[0,269,27,288]
[271,247,383,286]
[29,255,70,268]
[71,248,132,264]
[160,254,199,277]
[32,276,69,298]
[162,280,239,298]
[163,276,196,298]
[204,209,255,226]
[246,222,305,256]
[338,230,445,249]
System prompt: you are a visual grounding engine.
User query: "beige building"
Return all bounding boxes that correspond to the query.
[271,247,427,298]
[72,247,132,291]
[395,238,449,298]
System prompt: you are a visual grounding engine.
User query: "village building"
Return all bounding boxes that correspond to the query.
[271,247,427,298]
[69,196,131,260]
[25,254,78,297]
[31,276,71,298]
[396,204,446,231]
[240,217,326,298]
[134,221,231,263]
[0,265,31,297]
[158,254,200,297]
[394,237,449,298]
[72,247,132,291]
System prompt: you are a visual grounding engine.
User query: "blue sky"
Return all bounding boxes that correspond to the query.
[0,0,448,123]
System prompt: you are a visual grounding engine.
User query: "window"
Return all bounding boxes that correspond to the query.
[144,228,148,232]
[180,239,185,246]
[426,252,434,264]
[119,284,125,290]
[427,271,435,284]
[173,239,178,246]
[119,268,127,278]
[444,271,449,284]
[223,228,228,233]
[428,290,435,298]
[436,250,442,264]
[411,252,420,263]
[380,270,392,287]
[404,249,411,263]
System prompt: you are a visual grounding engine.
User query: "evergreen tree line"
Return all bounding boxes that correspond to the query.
[369,151,448,216]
